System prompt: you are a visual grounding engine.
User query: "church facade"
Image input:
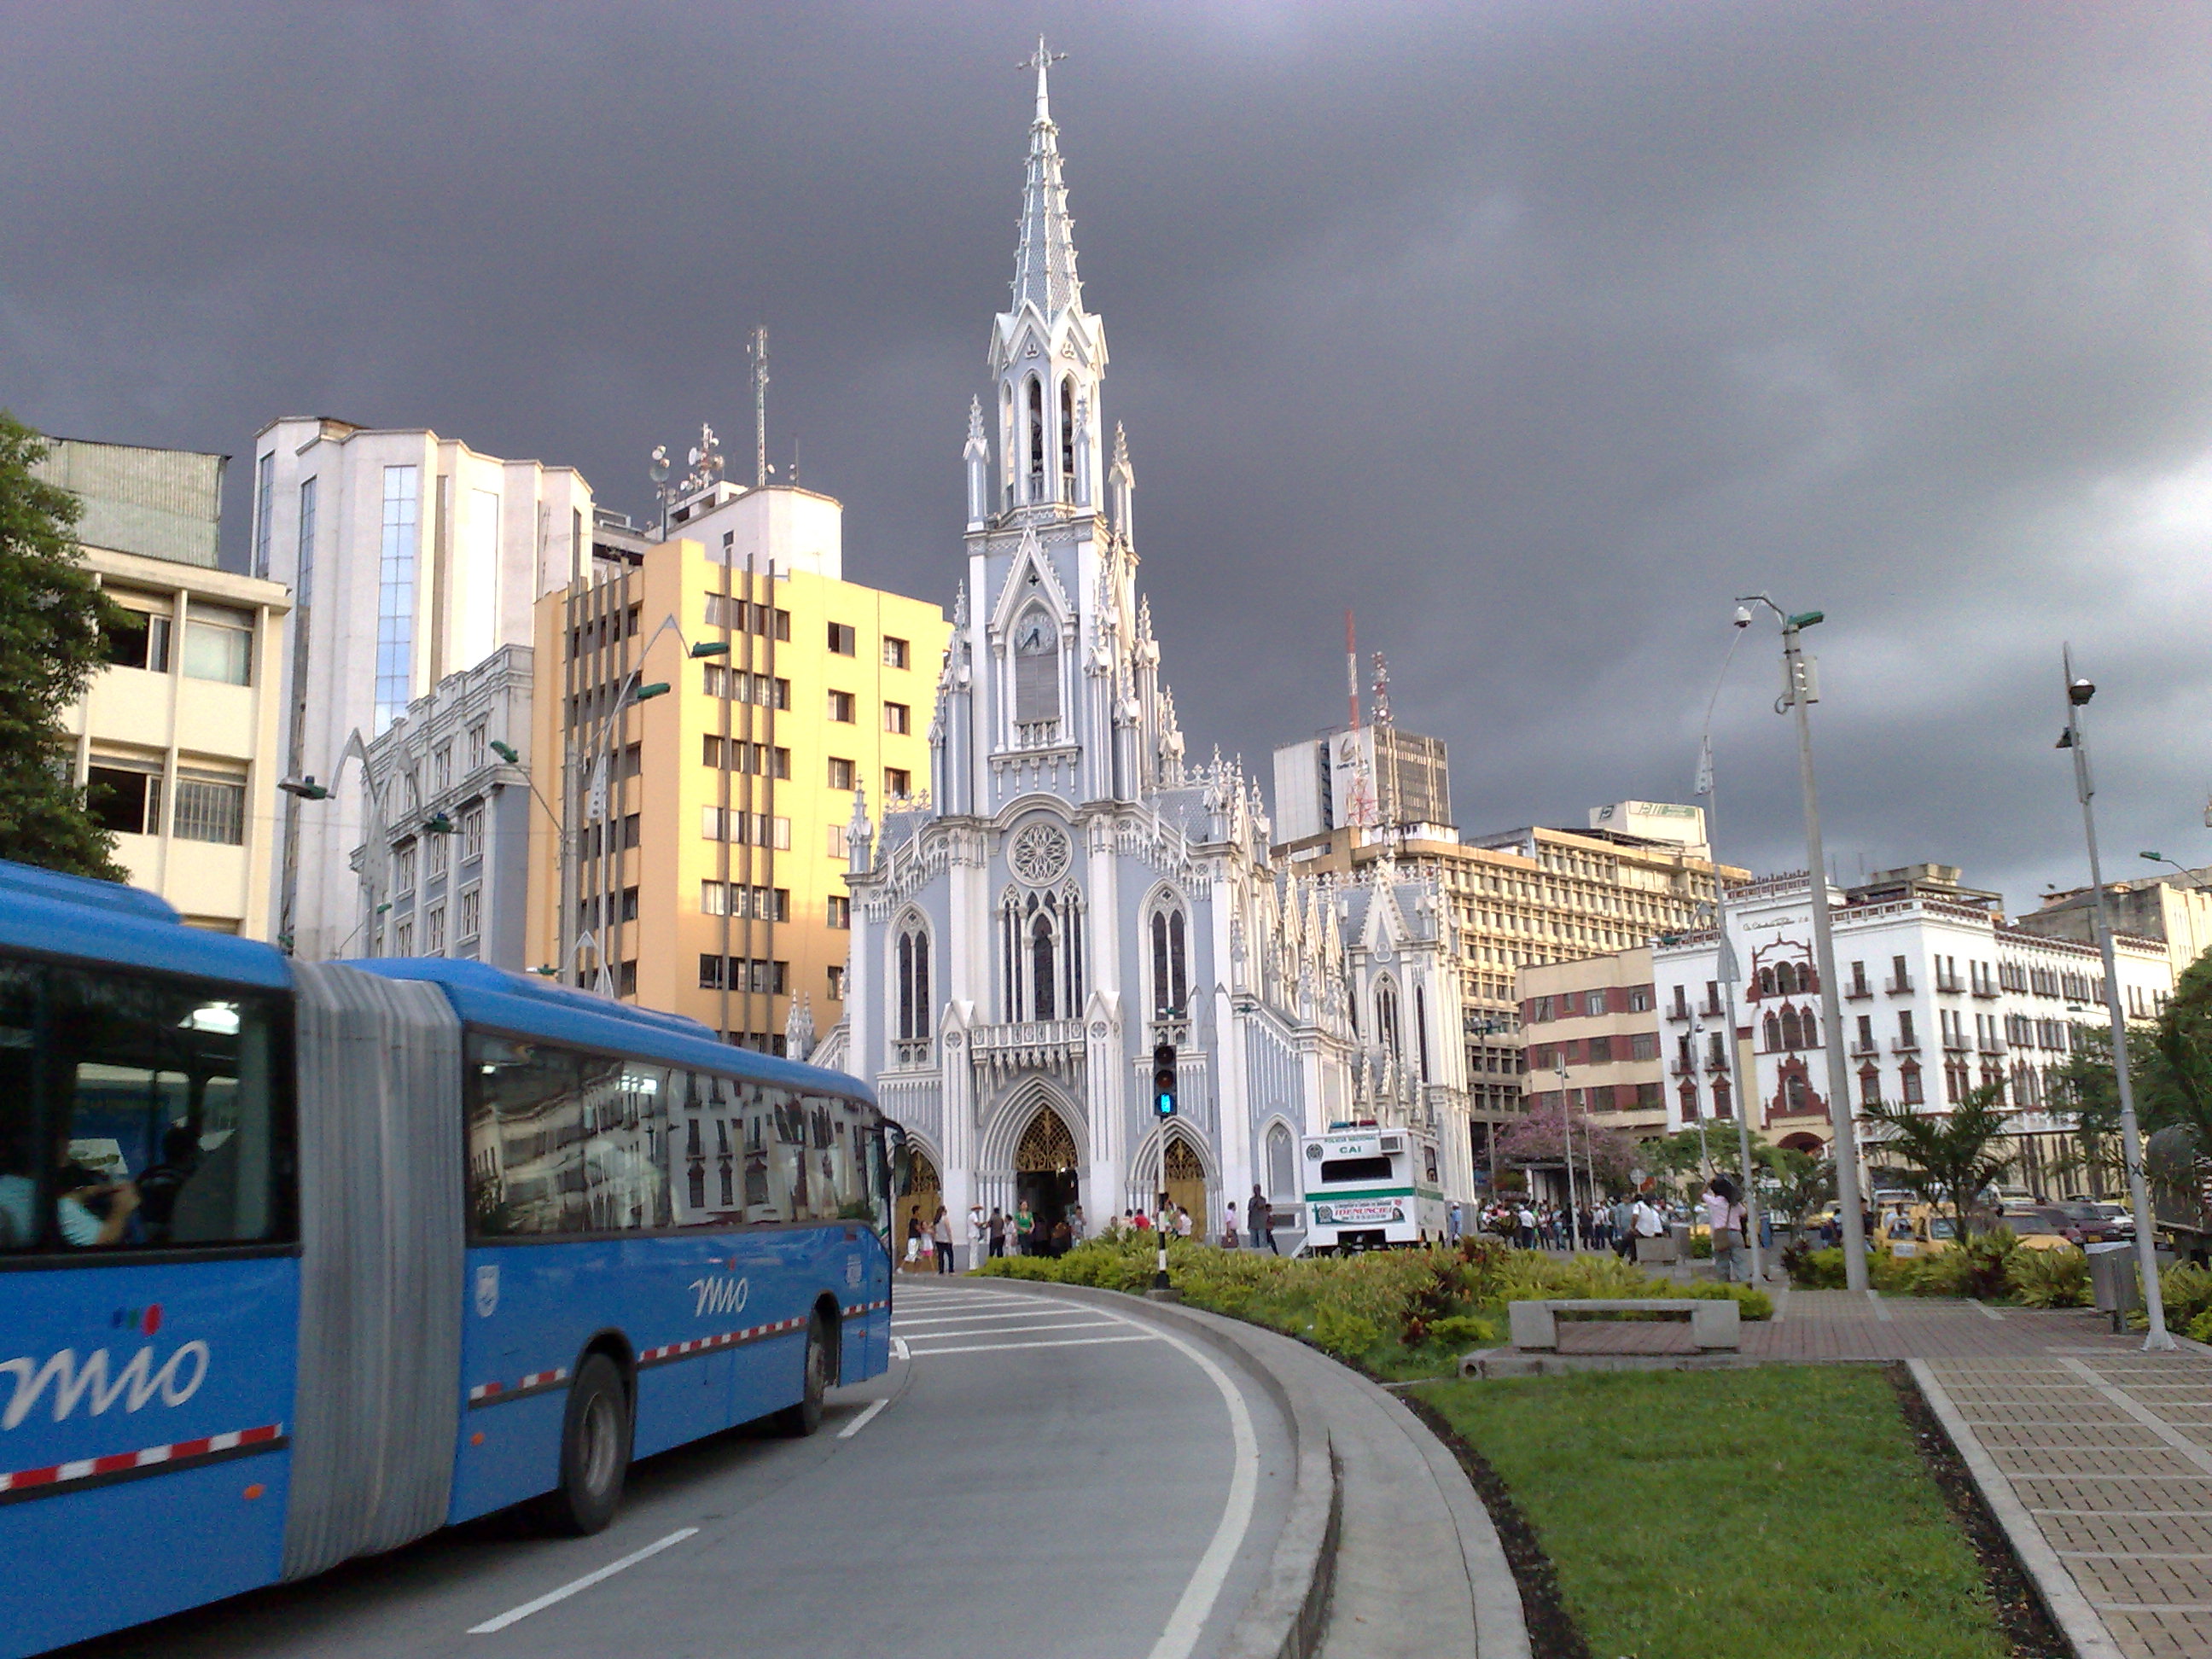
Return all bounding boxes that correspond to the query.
[812,51,1475,1238]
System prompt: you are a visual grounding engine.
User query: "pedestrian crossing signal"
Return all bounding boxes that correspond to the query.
[1153,1043,1177,1118]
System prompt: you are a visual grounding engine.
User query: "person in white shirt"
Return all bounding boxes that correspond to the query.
[1631,1196,1666,1264]
[967,1203,988,1272]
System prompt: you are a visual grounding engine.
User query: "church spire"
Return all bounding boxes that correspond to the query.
[1012,38,1081,317]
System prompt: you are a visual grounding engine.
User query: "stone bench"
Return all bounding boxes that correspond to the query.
[1506,1296,1740,1352]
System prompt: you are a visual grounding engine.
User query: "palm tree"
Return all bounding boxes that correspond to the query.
[1861,1082,2014,1240]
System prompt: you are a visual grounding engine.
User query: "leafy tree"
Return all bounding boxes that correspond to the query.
[1767,1147,1833,1228]
[0,412,124,880]
[1861,1082,2015,1239]
[1494,1098,1639,1192]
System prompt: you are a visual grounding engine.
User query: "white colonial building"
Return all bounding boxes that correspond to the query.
[813,52,1473,1237]
[1653,871,2171,1192]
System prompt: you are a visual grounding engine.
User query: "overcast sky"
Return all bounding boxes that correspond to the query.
[5,2,2209,912]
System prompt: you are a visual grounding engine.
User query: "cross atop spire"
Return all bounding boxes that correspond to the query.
[1011,37,1082,317]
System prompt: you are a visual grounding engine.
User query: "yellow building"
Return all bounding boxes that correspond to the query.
[525,478,948,1051]
[40,438,292,935]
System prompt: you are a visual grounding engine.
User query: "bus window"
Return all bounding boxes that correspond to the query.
[469,1037,584,1235]
[0,962,288,1253]
[809,1093,873,1222]
[577,1057,671,1231]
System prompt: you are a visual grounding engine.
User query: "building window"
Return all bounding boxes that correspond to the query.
[1585,990,1606,1016]
[253,452,274,578]
[394,917,414,957]
[423,905,446,956]
[702,808,791,849]
[1630,1032,1659,1062]
[898,921,931,1040]
[828,690,856,723]
[1150,907,1188,1017]
[172,773,246,845]
[885,766,911,800]
[884,701,911,735]
[434,742,452,794]
[828,824,848,860]
[101,596,172,672]
[827,757,855,790]
[701,665,789,707]
[828,622,857,655]
[1587,1035,1613,1064]
[827,964,844,1000]
[701,882,789,920]
[1531,995,1553,1024]
[1901,1064,1924,1105]
[827,895,851,929]
[466,720,486,771]
[85,761,162,836]
[428,832,450,878]
[461,803,484,859]
[393,842,416,894]
[182,603,253,685]
[374,466,420,733]
[459,887,481,940]
[882,636,910,669]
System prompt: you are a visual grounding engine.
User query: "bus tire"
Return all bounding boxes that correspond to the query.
[774,1311,831,1438]
[547,1354,630,1535]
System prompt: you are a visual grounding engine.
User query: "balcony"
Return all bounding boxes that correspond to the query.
[968,1018,1088,1081]
[1941,1031,1970,1052]
[1970,981,2000,1000]
[1663,1004,1692,1023]
[1935,972,1964,995]
[889,1038,934,1070]
[1849,1039,1882,1057]
[1844,981,1874,1001]
[1698,998,1727,1019]
[1890,1035,1921,1055]
[1884,975,1914,995]
[1670,1056,1699,1078]
[1978,1035,2008,1056]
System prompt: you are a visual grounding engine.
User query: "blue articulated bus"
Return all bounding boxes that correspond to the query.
[0,859,894,1657]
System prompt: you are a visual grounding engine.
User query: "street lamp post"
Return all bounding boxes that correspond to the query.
[1696,615,1767,1283]
[1553,1054,1578,1251]
[1738,596,1870,1290]
[2058,649,2174,1351]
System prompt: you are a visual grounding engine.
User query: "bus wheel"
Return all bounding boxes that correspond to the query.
[548,1354,630,1535]
[775,1312,831,1437]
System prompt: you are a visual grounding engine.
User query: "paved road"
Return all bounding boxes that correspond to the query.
[73,1280,1295,1659]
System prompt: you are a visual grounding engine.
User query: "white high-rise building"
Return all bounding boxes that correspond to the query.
[814,49,1474,1235]
[245,420,599,959]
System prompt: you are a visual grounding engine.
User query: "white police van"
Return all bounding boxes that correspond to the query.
[1297,1124,1446,1252]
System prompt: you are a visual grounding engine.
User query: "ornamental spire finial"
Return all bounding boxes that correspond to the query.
[1011,38,1081,316]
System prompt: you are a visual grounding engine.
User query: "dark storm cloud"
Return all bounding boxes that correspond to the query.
[4,2,2209,909]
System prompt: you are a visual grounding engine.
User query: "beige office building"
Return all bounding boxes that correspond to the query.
[1517,947,1669,1138]
[524,476,948,1051]
[40,437,291,935]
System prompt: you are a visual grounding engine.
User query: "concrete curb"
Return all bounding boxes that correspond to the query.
[1002,1281,1342,1659]
[1905,1359,2128,1659]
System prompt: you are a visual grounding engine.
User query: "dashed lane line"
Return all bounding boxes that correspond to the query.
[467,1528,699,1634]
[836,1399,890,1441]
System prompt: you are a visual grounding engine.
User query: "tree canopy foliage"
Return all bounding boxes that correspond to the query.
[0,412,124,881]
[1864,1081,2014,1237]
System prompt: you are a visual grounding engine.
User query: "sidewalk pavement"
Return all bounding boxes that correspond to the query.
[1539,1288,2212,1659]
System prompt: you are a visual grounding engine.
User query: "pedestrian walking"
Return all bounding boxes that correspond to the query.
[987,1206,1007,1260]
[968,1203,988,1271]
[931,1206,954,1274]
[1248,1185,1268,1249]
[1174,1205,1193,1238]
[1068,1204,1086,1244]
[1447,1201,1463,1243]
[1610,1195,1636,1257]
[904,1211,925,1271]
[1631,1194,1665,1263]
[1516,1202,1536,1251]
[1014,1201,1036,1254]
[1224,1200,1240,1248]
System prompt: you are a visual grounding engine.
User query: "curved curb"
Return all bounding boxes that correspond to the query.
[1906,1359,2128,1659]
[993,1280,1342,1659]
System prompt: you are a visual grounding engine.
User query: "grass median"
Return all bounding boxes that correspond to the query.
[1413,1367,2013,1659]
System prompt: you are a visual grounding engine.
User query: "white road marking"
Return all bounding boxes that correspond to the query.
[902,1332,1166,1357]
[836,1398,890,1440]
[894,1307,1101,1327]
[898,1318,1127,1341]
[891,1336,910,1360]
[467,1528,698,1634]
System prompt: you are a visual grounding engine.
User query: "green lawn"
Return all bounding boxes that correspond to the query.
[1413,1367,2012,1659]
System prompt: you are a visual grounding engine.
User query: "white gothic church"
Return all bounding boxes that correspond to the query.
[812,49,1475,1238]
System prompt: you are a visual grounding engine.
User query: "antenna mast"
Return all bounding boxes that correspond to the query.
[748,326,770,488]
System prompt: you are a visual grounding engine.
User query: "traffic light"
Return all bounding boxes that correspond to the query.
[1152,1043,1177,1118]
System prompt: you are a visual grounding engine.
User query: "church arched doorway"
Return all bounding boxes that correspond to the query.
[1163,1137,1208,1231]
[898,1147,941,1266]
[1013,1107,1080,1247]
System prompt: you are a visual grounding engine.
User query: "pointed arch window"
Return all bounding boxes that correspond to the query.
[1763,1011,1782,1051]
[1758,965,1777,998]
[1000,382,1017,505]
[1376,982,1400,1066]
[1150,905,1188,1018]
[1266,1122,1295,1202]
[1776,961,1799,996]
[1059,376,1075,498]
[1779,1006,1802,1050]
[1025,373,1045,493]
[897,918,931,1043]
[1414,985,1430,1083]
[1012,608,1060,727]
[1030,910,1057,1020]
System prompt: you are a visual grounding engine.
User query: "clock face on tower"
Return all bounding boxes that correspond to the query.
[1015,619,1052,655]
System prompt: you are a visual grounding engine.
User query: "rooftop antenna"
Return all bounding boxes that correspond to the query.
[1342,610,1377,836]
[748,326,770,488]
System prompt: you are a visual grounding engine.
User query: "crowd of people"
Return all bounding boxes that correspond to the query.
[1473,1177,1776,1282]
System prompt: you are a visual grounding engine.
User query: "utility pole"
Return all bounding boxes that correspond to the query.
[1738,596,1869,1290]
[2058,647,2174,1350]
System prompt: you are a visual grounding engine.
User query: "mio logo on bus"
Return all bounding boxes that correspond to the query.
[1,1342,211,1429]
[690,1276,750,1318]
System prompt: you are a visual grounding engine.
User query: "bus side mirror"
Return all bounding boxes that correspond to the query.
[887,1123,914,1197]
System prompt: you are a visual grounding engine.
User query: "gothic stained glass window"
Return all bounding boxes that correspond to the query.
[1150,906,1187,1016]
[1026,373,1045,480]
[1031,911,1057,1021]
[897,920,931,1042]
[1377,983,1400,1066]
[1059,375,1075,492]
[1013,612,1059,725]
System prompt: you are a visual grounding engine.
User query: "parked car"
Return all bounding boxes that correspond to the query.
[2000,1204,2086,1250]
[2054,1201,2129,1243]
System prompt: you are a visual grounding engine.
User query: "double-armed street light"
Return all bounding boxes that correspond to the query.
[2057,649,2174,1351]
[1735,595,1871,1290]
